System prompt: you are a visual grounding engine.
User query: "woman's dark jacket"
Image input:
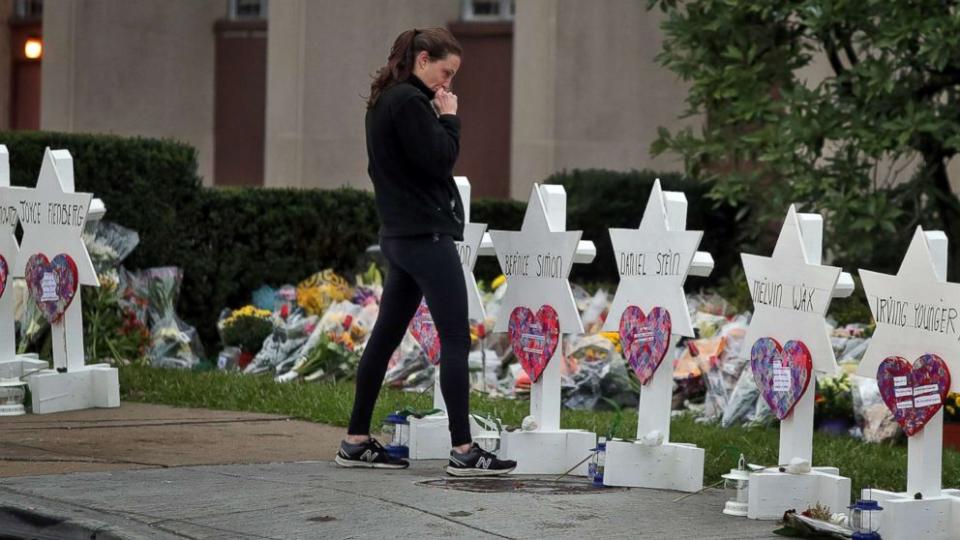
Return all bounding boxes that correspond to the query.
[365,75,466,240]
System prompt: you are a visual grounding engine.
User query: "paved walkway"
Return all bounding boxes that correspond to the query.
[0,402,777,539]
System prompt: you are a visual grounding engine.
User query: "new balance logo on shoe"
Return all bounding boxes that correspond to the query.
[335,438,408,470]
[446,443,516,476]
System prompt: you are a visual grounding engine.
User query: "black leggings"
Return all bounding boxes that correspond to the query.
[347,234,472,446]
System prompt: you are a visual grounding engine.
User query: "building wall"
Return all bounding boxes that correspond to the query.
[0,0,12,130]
[40,0,223,185]
[264,0,461,190]
[510,0,696,198]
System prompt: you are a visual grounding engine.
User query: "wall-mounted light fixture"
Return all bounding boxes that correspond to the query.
[24,37,43,60]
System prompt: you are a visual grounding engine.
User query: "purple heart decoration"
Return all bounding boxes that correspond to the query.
[25,253,79,324]
[877,354,951,437]
[508,305,560,383]
[751,337,813,420]
[0,254,8,300]
[618,306,672,385]
[408,299,441,365]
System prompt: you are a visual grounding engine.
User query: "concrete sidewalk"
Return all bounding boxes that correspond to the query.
[0,403,778,539]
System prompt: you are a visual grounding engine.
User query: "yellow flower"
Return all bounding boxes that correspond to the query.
[297,270,352,315]
[222,304,272,328]
[491,275,507,290]
[600,332,620,345]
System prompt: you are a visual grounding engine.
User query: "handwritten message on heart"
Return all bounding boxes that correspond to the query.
[877,354,951,437]
[409,299,441,365]
[619,306,672,385]
[508,305,560,383]
[751,337,814,420]
[25,253,79,324]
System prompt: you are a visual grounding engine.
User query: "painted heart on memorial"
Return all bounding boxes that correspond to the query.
[751,337,813,420]
[618,306,672,385]
[409,299,441,365]
[508,305,560,383]
[877,354,951,437]
[0,254,9,300]
[25,253,79,324]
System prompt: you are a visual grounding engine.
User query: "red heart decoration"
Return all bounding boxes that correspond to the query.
[877,354,951,437]
[751,338,814,420]
[508,305,560,383]
[25,253,79,324]
[408,299,441,365]
[619,306,672,385]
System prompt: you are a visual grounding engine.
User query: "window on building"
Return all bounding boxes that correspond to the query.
[228,0,268,20]
[14,0,43,20]
[461,0,514,21]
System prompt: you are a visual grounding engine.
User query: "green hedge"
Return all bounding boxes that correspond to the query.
[1,132,742,351]
[3,131,204,272]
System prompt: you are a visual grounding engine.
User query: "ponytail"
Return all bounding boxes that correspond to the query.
[367,27,462,108]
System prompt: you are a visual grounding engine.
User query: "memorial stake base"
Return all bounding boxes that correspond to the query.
[746,467,851,520]
[499,429,596,476]
[602,440,704,492]
[26,364,119,414]
[866,488,960,540]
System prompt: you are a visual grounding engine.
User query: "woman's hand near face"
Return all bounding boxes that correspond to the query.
[433,89,458,115]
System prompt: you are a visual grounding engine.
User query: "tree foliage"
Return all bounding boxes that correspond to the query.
[650,0,960,274]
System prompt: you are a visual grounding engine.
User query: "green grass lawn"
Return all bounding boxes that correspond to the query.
[119,364,960,497]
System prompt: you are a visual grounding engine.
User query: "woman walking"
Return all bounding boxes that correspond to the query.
[335,27,516,477]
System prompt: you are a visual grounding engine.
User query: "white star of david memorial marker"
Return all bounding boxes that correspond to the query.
[492,185,584,336]
[858,227,960,392]
[854,227,960,532]
[742,205,842,378]
[3,148,117,414]
[489,183,597,475]
[600,180,714,492]
[605,179,704,339]
[740,204,854,520]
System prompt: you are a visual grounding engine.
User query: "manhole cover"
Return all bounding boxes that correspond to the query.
[417,478,625,494]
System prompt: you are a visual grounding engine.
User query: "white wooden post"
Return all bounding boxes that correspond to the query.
[491,183,597,475]
[741,206,851,520]
[601,180,713,492]
[854,227,960,540]
[906,232,946,497]
[5,148,118,414]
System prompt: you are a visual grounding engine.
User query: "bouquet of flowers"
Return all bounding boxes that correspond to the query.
[219,305,275,354]
[288,333,360,382]
[123,266,205,369]
[815,372,854,422]
[296,269,352,316]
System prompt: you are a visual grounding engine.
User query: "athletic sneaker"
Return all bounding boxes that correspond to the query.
[446,443,517,476]
[334,438,409,469]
